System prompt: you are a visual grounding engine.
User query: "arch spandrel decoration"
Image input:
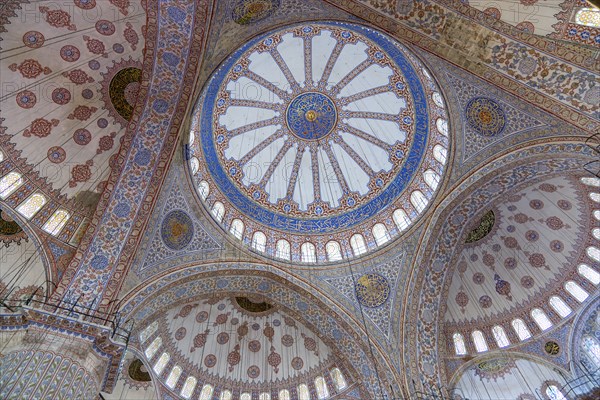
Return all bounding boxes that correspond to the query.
[188,21,449,263]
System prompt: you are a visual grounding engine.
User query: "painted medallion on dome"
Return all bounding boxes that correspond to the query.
[160,210,194,250]
[355,273,390,308]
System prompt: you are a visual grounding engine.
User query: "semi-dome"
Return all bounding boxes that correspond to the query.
[188,21,449,263]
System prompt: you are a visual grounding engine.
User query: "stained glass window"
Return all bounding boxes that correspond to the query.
[278,389,290,400]
[410,190,428,213]
[578,264,600,285]
[199,384,214,400]
[181,377,197,399]
[145,336,162,359]
[230,218,244,239]
[298,384,310,400]
[531,308,553,331]
[252,231,267,252]
[587,246,600,262]
[453,333,467,355]
[315,376,329,399]
[220,390,232,400]
[582,336,600,367]
[153,352,170,375]
[190,157,200,174]
[575,8,600,27]
[17,193,46,219]
[140,321,159,344]
[512,319,532,341]
[326,241,343,261]
[436,118,448,136]
[198,181,210,200]
[0,172,23,199]
[331,367,347,390]
[259,393,271,400]
[545,384,566,400]
[350,234,367,256]
[549,296,572,318]
[565,281,589,302]
[212,201,225,222]
[581,176,600,187]
[472,330,488,352]
[240,393,251,400]
[372,223,391,246]
[392,209,411,231]
[433,145,447,165]
[276,239,291,260]
[424,169,440,191]
[492,326,510,348]
[42,209,70,235]
[590,193,600,203]
[165,365,182,388]
[301,242,317,263]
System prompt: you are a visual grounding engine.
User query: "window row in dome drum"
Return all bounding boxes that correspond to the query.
[0,153,72,237]
[452,276,597,355]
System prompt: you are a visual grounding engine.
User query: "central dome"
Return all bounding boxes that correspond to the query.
[189,21,449,262]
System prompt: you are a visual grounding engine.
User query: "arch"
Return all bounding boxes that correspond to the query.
[531,308,552,331]
[590,193,600,203]
[275,239,291,260]
[153,352,169,375]
[278,389,290,400]
[0,171,23,199]
[240,393,251,400]
[586,246,600,262]
[492,325,510,348]
[436,117,448,136]
[220,390,232,400]
[432,92,444,108]
[593,228,600,240]
[0,149,3,162]
[315,376,329,399]
[42,209,70,235]
[410,190,428,213]
[140,321,159,344]
[433,144,447,165]
[543,383,567,400]
[251,231,267,252]
[471,330,488,352]
[549,296,572,318]
[198,180,210,200]
[565,281,589,302]
[298,384,310,400]
[423,169,440,191]
[301,242,316,263]
[575,8,600,27]
[325,241,343,262]
[211,201,225,222]
[350,234,367,256]
[145,336,162,359]
[511,319,531,341]
[581,176,600,187]
[190,156,200,174]
[17,193,47,219]
[198,384,214,400]
[181,376,197,399]
[392,209,411,231]
[259,393,270,400]
[331,367,347,390]
[452,333,467,355]
[230,218,244,239]
[372,223,391,246]
[578,264,600,285]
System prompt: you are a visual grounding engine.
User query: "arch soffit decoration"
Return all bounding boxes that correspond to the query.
[403,140,596,388]
[568,292,600,372]
[118,265,402,398]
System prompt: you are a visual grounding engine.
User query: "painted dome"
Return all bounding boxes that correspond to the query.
[189,21,449,262]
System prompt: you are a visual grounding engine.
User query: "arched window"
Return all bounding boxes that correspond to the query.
[189,130,195,145]
[0,172,23,199]
[198,181,210,200]
[315,376,329,399]
[432,92,444,108]
[326,241,343,262]
[153,352,170,375]
[230,218,244,239]
[259,393,271,400]
[240,393,251,400]
[549,296,572,318]
[17,193,46,219]
[433,145,447,165]
[581,176,600,187]
[578,264,600,285]
[350,233,367,256]
[565,281,589,302]
[140,321,158,344]
[472,330,488,352]
[582,336,600,368]
[301,242,316,263]
[298,384,310,400]
[545,384,567,400]
[423,169,440,191]
[166,365,182,388]
[436,118,448,136]
[492,326,510,348]
[575,8,600,27]
[0,150,4,162]
[42,209,70,235]
[512,318,532,340]
[586,246,600,262]
[331,367,347,390]
[211,201,225,222]
[372,223,391,246]
[594,228,600,241]
[190,157,200,174]
[392,209,411,231]
[181,377,197,399]
[278,389,290,400]
[531,308,552,331]
[252,231,267,252]
[276,239,291,260]
[145,336,162,359]
[220,390,232,400]
[453,333,467,355]
[410,190,428,213]
[198,384,214,400]
[595,210,600,221]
